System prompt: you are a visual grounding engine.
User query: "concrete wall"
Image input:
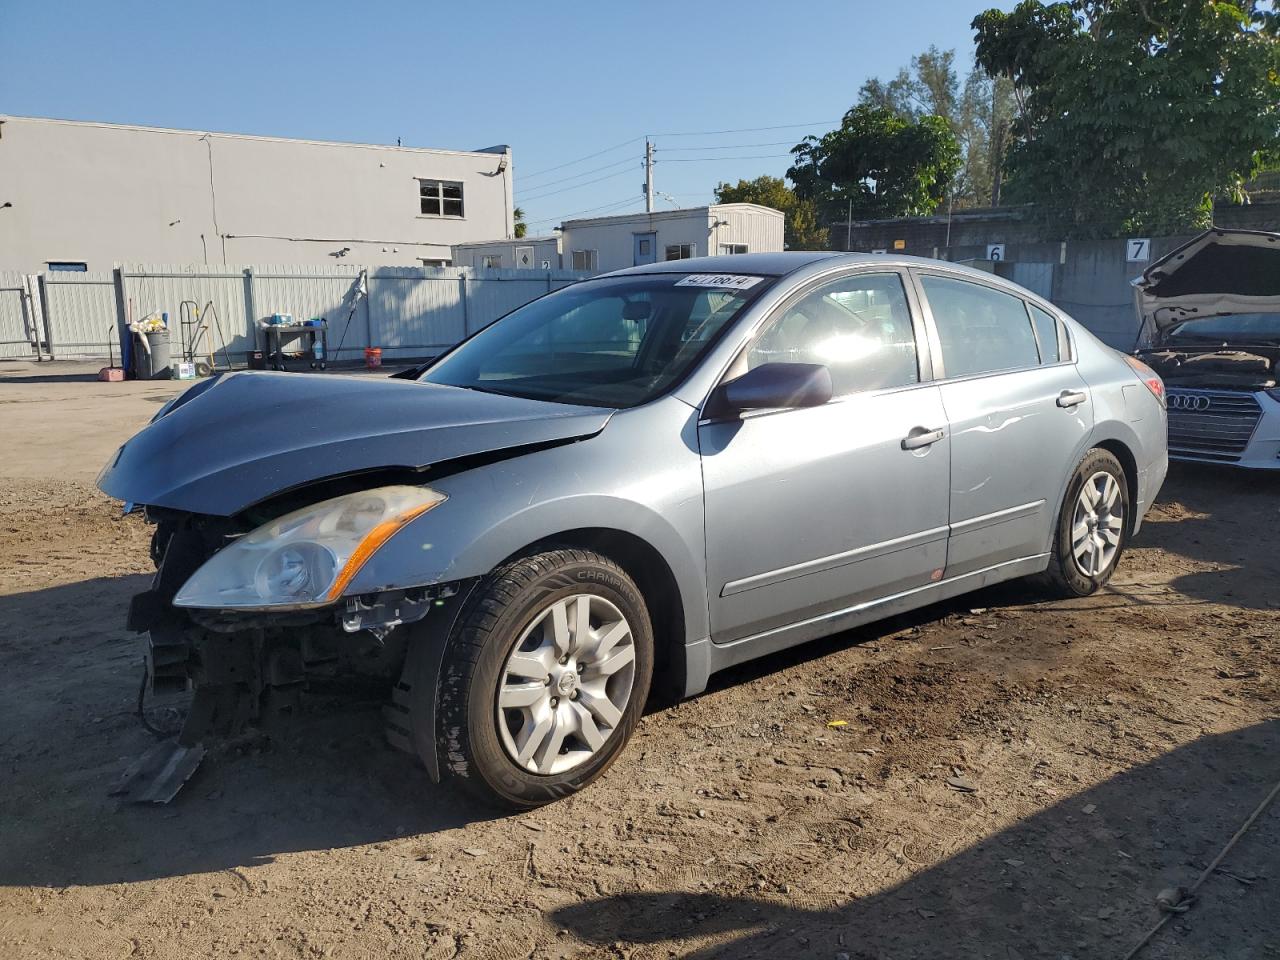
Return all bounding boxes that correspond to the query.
[0,115,514,273]
[946,236,1200,349]
[452,236,561,270]
[560,204,784,274]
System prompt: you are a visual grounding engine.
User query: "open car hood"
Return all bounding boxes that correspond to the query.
[98,371,612,516]
[1133,228,1280,348]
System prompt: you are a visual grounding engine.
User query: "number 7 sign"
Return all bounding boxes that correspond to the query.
[1126,238,1151,262]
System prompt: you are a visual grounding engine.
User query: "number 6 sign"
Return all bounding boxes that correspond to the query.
[987,244,1005,261]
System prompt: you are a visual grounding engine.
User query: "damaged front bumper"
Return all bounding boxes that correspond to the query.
[116,517,473,802]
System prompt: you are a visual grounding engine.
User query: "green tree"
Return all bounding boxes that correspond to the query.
[787,106,962,224]
[858,46,1016,207]
[513,206,527,239]
[972,0,1280,237]
[713,175,829,249]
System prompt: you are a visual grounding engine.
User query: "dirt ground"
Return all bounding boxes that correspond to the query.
[1,360,1277,960]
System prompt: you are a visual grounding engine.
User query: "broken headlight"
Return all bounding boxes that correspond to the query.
[173,486,446,610]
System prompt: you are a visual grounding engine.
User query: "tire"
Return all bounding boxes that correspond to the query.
[1042,448,1130,597]
[436,548,653,808]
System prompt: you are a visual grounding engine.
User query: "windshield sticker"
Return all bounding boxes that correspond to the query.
[674,274,763,290]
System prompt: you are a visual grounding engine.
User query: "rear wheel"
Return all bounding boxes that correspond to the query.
[436,549,653,808]
[1043,448,1129,597]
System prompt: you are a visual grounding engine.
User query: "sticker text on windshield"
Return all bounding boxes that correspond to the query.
[673,274,763,290]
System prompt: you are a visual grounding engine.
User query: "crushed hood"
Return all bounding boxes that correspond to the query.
[98,371,612,516]
[1133,228,1280,347]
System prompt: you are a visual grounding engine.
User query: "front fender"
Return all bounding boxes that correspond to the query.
[344,400,711,647]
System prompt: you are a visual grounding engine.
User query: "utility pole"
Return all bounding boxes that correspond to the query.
[644,140,655,214]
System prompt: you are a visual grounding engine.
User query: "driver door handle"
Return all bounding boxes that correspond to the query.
[1057,389,1088,408]
[901,426,946,450]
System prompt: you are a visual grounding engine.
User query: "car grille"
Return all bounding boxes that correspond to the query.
[1165,389,1262,462]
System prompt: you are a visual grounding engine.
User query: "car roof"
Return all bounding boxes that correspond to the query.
[602,251,1013,282]
[604,251,842,278]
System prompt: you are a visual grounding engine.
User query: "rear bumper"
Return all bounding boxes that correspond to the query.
[1133,447,1168,535]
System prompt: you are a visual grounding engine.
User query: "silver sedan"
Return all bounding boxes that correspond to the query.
[99,253,1169,807]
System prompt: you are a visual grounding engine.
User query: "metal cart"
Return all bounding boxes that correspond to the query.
[260,320,328,371]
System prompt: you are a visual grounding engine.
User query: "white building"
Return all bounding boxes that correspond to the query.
[558,203,784,274]
[0,114,515,273]
[452,236,562,270]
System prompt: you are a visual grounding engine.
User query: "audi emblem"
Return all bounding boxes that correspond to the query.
[1169,394,1211,411]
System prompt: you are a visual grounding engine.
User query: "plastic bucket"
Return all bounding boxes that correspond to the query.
[364,347,382,370]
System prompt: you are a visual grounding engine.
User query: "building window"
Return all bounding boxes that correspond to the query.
[719,243,748,255]
[479,254,502,269]
[47,261,87,272]
[571,249,597,271]
[419,179,464,217]
[665,243,695,261]
[419,258,451,268]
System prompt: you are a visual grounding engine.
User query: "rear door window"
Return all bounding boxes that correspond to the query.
[1029,304,1061,363]
[919,275,1040,379]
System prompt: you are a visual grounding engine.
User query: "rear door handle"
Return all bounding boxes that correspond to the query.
[1057,389,1088,408]
[901,426,946,450]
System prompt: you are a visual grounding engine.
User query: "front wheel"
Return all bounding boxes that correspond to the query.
[435,548,653,808]
[1042,448,1129,597]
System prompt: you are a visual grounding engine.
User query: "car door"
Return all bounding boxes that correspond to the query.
[911,270,1093,578]
[699,269,951,645]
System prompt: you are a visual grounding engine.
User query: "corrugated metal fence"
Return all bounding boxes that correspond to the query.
[0,272,44,359]
[4,262,587,363]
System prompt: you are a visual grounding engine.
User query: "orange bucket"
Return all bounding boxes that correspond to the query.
[364,347,382,370]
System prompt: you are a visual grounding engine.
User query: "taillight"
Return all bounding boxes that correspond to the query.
[1123,355,1165,406]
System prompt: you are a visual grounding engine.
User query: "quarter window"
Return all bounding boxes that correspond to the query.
[665,243,695,260]
[419,179,464,217]
[746,272,919,396]
[1029,304,1061,363]
[919,275,1040,378]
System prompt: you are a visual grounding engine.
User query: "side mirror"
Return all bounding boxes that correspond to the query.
[716,362,832,414]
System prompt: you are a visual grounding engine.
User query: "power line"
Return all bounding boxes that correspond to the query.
[519,136,644,181]
[525,195,641,225]
[651,120,838,137]
[522,154,637,184]
[660,153,796,163]
[658,139,801,152]
[519,121,835,181]
[516,154,636,191]
[518,167,636,203]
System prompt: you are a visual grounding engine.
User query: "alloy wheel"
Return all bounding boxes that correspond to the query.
[496,594,636,775]
[1071,471,1124,578]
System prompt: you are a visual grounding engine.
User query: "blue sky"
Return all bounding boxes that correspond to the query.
[1,0,1007,233]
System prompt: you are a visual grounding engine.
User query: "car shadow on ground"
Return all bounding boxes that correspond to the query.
[551,718,1280,959]
[1134,462,1280,612]
[0,573,500,889]
[0,566,1051,890]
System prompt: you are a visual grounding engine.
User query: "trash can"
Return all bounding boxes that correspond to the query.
[134,329,172,380]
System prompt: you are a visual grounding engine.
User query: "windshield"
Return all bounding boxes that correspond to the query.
[421,273,771,407]
[1166,313,1280,343]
